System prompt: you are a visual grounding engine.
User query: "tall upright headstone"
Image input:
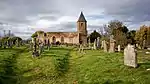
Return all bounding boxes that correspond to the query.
[88,38,91,48]
[124,44,137,68]
[47,39,50,50]
[143,40,146,49]
[109,35,115,53]
[39,43,44,55]
[101,40,104,49]
[32,37,39,57]
[103,40,108,52]
[16,38,19,47]
[118,45,121,52]
[30,41,33,50]
[96,37,100,49]
[93,39,97,50]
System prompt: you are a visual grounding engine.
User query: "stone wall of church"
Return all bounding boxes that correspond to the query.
[37,34,79,44]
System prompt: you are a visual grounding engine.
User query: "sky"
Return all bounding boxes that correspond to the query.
[0,0,150,39]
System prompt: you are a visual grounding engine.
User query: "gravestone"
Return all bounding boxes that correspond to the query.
[96,37,100,49]
[39,43,44,55]
[143,40,146,49]
[88,38,91,49]
[101,40,104,49]
[78,44,84,52]
[109,35,115,53]
[93,39,97,50]
[47,39,51,50]
[10,41,13,48]
[0,41,2,48]
[124,44,137,68]
[7,40,10,48]
[47,43,51,50]
[32,37,39,57]
[3,41,7,49]
[146,51,150,55]
[103,40,108,52]
[16,38,19,47]
[118,45,121,52]
[78,44,81,52]
[29,41,33,50]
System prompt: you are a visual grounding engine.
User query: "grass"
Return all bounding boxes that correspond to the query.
[0,46,150,84]
[0,47,27,84]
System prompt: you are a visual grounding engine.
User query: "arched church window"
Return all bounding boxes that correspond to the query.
[52,36,56,43]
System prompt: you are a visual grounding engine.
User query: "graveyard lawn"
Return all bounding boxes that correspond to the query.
[0,47,150,84]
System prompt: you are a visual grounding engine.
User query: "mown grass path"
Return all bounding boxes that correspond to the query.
[1,46,150,84]
[16,47,73,84]
[0,47,27,84]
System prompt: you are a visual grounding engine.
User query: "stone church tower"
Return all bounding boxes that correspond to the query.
[77,12,87,44]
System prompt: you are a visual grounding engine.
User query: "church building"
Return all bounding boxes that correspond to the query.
[37,12,88,45]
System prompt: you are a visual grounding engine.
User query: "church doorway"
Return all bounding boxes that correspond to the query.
[52,36,56,43]
[61,37,64,43]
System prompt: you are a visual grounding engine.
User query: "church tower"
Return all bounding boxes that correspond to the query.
[77,12,87,44]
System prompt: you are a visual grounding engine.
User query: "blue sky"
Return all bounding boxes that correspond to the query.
[0,0,150,39]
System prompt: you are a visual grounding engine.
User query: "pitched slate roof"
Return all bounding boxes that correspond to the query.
[77,12,87,22]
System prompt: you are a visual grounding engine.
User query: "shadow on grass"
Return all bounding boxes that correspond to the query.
[0,47,28,84]
[138,62,150,68]
[102,79,133,84]
[48,47,71,51]
[0,54,18,84]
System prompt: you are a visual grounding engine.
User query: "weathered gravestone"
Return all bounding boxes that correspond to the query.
[29,41,33,50]
[118,45,121,52]
[7,40,12,48]
[47,39,51,50]
[16,38,19,47]
[109,35,115,53]
[78,44,84,52]
[143,40,146,49]
[32,37,39,57]
[7,40,10,48]
[101,40,104,49]
[93,39,97,50]
[88,38,91,49]
[0,41,2,48]
[124,44,137,68]
[3,41,7,49]
[39,43,44,55]
[103,40,108,52]
[96,37,100,49]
